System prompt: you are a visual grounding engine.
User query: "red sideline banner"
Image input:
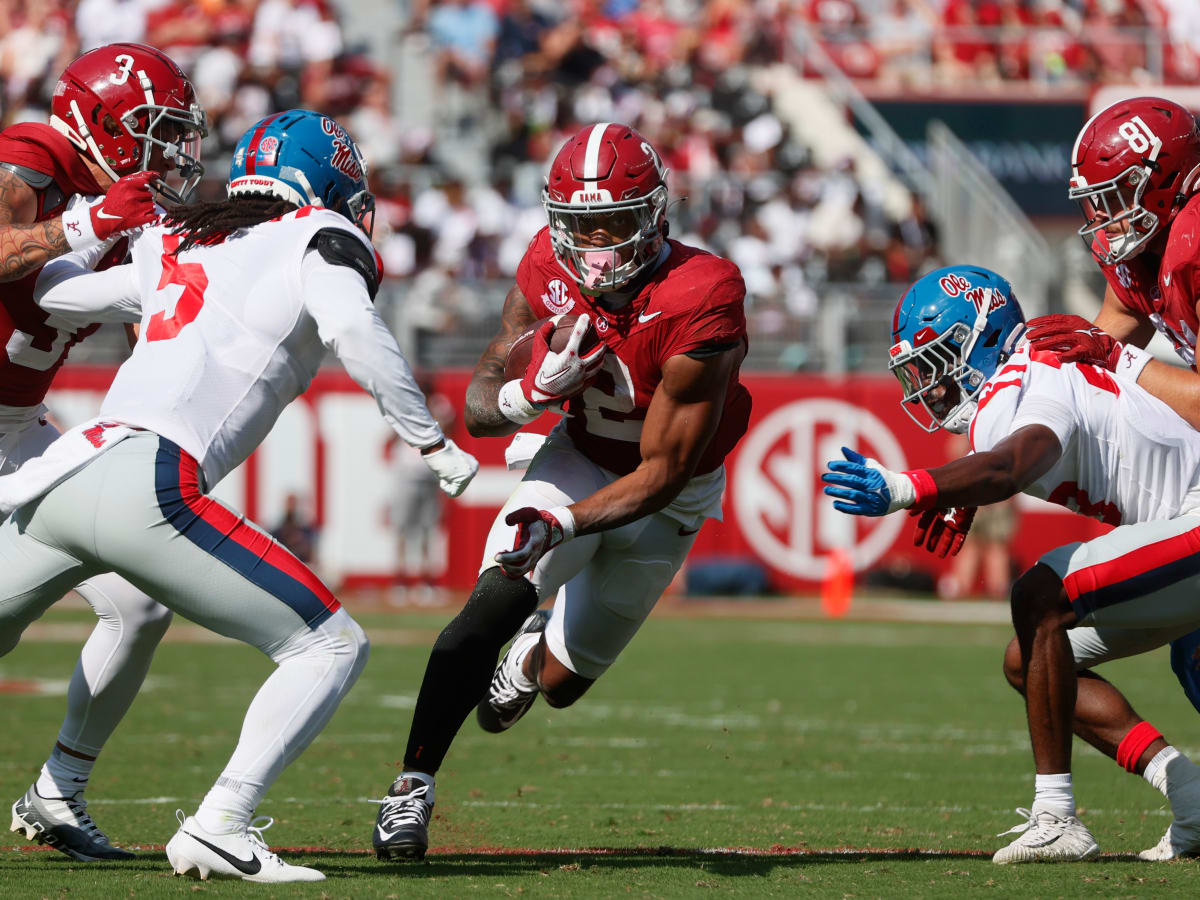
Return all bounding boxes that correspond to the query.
[48,367,1108,593]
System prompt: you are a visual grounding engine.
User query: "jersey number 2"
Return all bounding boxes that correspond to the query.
[145,234,207,342]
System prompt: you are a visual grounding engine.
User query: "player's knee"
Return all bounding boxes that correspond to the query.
[1002,636,1025,693]
[341,616,371,682]
[532,643,594,708]
[0,626,20,658]
[435,567,538,655]
[1010,564,1066,631]
[540,678,592,708]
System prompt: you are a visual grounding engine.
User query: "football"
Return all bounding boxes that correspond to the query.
[503,313,601,383]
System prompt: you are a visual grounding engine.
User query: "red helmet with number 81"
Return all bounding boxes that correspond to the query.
[1070,96,1200,265]
[50,42,207,203]
[543,122,669,293]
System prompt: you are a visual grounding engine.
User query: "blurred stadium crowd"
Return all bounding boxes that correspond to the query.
[0,0,1191,366]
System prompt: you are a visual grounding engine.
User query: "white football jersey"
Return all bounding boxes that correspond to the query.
[38,206,443,486]
[969,343,1200,525]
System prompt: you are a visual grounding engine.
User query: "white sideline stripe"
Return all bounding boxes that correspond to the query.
[584,123,612,180]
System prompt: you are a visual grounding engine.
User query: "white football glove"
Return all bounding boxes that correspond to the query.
[421,437,479,498]
[498,314,606,424]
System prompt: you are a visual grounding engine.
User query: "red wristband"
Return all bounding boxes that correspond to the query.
[1116,721,1162,772]
[903,469,938,511]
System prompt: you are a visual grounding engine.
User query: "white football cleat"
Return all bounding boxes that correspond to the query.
[165,811,324,882]
[992,807,1100,864]
[1141,754,1200,860]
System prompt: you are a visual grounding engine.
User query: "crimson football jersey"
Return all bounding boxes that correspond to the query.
[515,227,752,476]
[1094,193,1200,368]
[0,122,122,412]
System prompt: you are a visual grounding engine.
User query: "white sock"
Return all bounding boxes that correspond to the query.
[195,776,259,835]
[1033,773,1075,818]
[507,632,540,693]
[36,747,95,798]
[1145,746,1182,797]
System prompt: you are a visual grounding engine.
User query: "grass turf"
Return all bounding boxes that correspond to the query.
[2,605,1199,897]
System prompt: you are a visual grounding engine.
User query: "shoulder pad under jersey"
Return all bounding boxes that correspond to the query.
[0,161,52,190]
[308,227,379,300]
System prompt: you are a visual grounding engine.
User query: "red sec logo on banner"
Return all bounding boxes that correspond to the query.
[731,398,908,580]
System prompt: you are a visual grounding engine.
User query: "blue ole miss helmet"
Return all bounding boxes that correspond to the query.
[228,109,374,235]
[888,264,1026,433]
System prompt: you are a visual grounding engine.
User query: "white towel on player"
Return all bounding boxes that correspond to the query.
[0,417,139,516]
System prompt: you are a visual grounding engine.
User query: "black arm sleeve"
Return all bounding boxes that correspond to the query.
[308,227,379,300]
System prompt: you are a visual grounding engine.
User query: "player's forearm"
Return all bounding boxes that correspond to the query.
[924,452,1024,509]
[1135,360,1200,431]
[924,426,1061,508]
[464,375,524,437]
[0,220,69,282]
[568,458,688,536]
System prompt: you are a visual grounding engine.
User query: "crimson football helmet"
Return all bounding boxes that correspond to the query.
[50,43,207,203]
[543,123,669,292]
[1070,96,1200,264]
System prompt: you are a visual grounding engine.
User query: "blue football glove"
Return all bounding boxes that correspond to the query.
[822,447,917,516]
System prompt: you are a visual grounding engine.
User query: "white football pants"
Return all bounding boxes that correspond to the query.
[481,426,724,679]
[0,430,368,818]
[0,415,172,760]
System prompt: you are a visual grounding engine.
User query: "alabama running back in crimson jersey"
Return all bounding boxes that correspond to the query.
[375,122,753,862]
[516,226,751,475]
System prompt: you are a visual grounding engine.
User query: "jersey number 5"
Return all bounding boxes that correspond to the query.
[145,233,207,342]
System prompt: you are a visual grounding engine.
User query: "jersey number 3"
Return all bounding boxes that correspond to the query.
[145,233,207,342]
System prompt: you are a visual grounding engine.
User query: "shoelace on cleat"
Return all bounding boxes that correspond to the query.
[489,663,529,708]
[244,816,285,866]
[59,795,107,841]
[377,787,431,831]
[996,807,1073,845]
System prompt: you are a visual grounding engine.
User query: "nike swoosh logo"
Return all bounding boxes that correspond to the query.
[638,311,662,323]
[677,525,700,536]
[1164,272,1172,287]
[185,831,262,875]
[95,210,122,220]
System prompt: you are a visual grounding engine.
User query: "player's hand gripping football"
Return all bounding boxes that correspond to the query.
[911,506,975,558]
[822,447,930,516]
[420,438,479,498]
[1023,314,1124,369]
[494,506,574,578]
[522,314,606,405]
[61,171,161,251]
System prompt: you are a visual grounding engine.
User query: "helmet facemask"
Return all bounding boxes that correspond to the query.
[544,184,668,292]
[1070,163,1163,265]
[127,100,207,204]
[345,188,376,239]
[890,322,984,434]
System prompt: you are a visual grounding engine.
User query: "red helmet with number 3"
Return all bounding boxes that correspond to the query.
[50,42,207,203]
[543,122,669,293]
[1070,96,1200,265]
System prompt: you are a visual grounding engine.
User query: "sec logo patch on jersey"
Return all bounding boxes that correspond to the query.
[541,280,574,314]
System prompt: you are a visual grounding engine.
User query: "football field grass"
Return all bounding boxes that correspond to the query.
[2,601,1199,897]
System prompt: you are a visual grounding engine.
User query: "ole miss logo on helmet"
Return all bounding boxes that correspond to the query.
[321,117,363,181]
[939,272,1005,314]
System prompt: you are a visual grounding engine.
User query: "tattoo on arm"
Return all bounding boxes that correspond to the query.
[0,169,70,283]
[464,284,538,431]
